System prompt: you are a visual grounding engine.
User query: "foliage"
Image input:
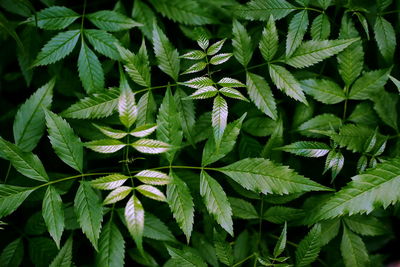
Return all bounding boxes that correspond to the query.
[1,0,400,266]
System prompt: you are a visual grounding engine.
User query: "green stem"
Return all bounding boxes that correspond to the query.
[33,172,114,190]
[232,253,256,267]
[150,165,217,171]
[134,83,179,94]
[80,0,87,34]
[257,194,264,248]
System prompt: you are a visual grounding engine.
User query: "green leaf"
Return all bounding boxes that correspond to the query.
[311,13,330,40]
[157,86,182,162]
[246,72,277,120]
[93,124,128,139]
[44,110,83,172]
[87,10,141,32]
[174,88,196,146]
[285,38,358,68]
[341,226,369,267]
[234,0,296,21]
[320,219,340,246]
[263,206,305,223]
[217,77,246,88]
[209,53,232,65]
[148,0,213,25]
[136,185,166,201]
[132,0,156,39]
[219,87,248,101]
[212,95,228,148]
[144,212,176,242]
[121,40,151,87]
[200,171,233,235]
[167,171,194,242]
[0,136,49,182]
[213,230,233,266]
[300,78,346,104]
[129,124,157,138]
[180,50,206,60]
[217,158,331,195]
[295,224,322,267]
[96,220,125,267]
[182,77,214,89]
[229,197,258,219]
[91,174,128,190]
[273,222,287,257]
[0,238,23,267]
[324,150,344,180]
[152,22,180,81]
[310,157,400,222]
[74,182,103,250]
[28,6,80,30]
[135,170,171,185]
[389,75,400,93]
[280,141,330,157]
[207,39,226,56]
[202,114,245,166]
[269,63,308,104]
[124,195,144,252]
[188,86,218,99]
[182,61,207,75]
[78,41,104,94]
[42,186,64,248]
[286,10,309,57]
[34,30,80,66]
[136,91,157,126]
[259,15,278,61]
[84,29,121,60]
[374,16,396,62]
[371,90,398,130]
[348,69,390,100]
[232,19,252,67]
[131,139,170,154]
[13,78,54,152]
[85,139,126,153]
[28,237,58,267]
[118,78,137,129]
[297,114,342,137]
[103,186,132,204]
[166,246,207,267]
[61,87,120,119]
[344,215,389,236]
[0,185,34,219]
[49,236,73,267]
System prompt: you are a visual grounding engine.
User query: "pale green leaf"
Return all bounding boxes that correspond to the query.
[213,230,233,266]
[136,185,166,201]
[34,30,80,66]
[295,224,322,267]
[131,139,170,154]
[42,186,64,248]
[207,39,226,55]
[85,139,125,154]
[324,150,344,180]
[87,10,141,32]
[103,186,132,204]
[91,174,128,190]
[218,77,246,88]
[78,41,104,94]
[212,95,228,147]
[74,182,103,250]
[188,86,218,99]
[129,124,157,138]
[180,50,206,60]
[135,170,171,185]
[209,53,232,65]
[280,141,330,157]
[232,19,252,67]
[182,61,207,75]
[341,226,369,267]
[27,6,79,30]
[96,220,125,267]
[44,110,83,172]
[259,15,278,61]
[219,87,248,101]
[118,78,138,129]
[13,78,54,152]
[297,114,342,137]
[125,195,144,251]
[136,91,157,126]
[344,215,389,236]
[286,10,309,57]
[182,77,214,89]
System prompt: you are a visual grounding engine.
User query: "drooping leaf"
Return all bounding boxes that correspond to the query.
[374,16,396,62]
[295,224,322,267]
[200,171,233,235]
[324,150,344,180]
[217,158,331,195]
[166,246,207,267]
[285,38,358,68]
[286,10,309,57]
[84,29,121,60]
[74,182,103,250]
[232,19,252,67]
[280,141,330,157]
[152,22,180,81]
[124,195,144,252]
[0,185,34,219]
[234,0,296,21]
[27,6,80,30]
[144,212,176,242]
[44,110,83,172]
[42,186,64,248]
[246,72,277,119]
[300,78,346,104]
[0,238,24,267]
[167,171,194,242]
[273,222,287,257]
[34,30,80,66]
[297,113,342,137]
[341,226,370,267]
[78,41,104,94]
[212,95,228,148]
[348,69,390,100]
[13,78,54,152]
[259,15,278,61]
[49,236,73,267]
[0,136,49,182]
[87,10,141,32]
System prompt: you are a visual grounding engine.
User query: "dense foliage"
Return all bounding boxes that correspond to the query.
[1,0,400,266]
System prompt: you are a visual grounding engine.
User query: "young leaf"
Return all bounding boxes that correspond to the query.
[311,13,330,40]
[49,236,73,267]
[200,171,233,235]
[295,224,322,267]
[207,39,226,56]
[219,87,248,101]
[269,63,308,104]
[217,158,331,195]
[232,19,252,67]
[0,136,49,182]
[85,139,126,154]
[372,90,398,131]
[273,222,287,257]
[13,78,54,152]
[217,77,246,88]
[234,0,296,21]
[246,72,277,120]
[103,186,132,205]
[84,29,121,60]
[286,10,309,57]
[125,195,144,252]
[188,86,218,99]
[285,38,358,68]
[44,110,83,173]
[78,41,104,94]
[174,88,196,145]
[87,10,141,32]
[167,172,194,242]
[121,40,151,87]
[374,16,396,62]
[209,53,232,65]
[182,61,207,75]
[129,124,157,138]
[74,182,103,250]
[341,226,370,267]
[28,6,80,30]
[212,95,228,148]
[280,141,330,157]
[202,113,245,166]
[93,124,128,139]
[131,139,170,154]
[34,30,80,66]
[135,170,171,185]
[259,15,278,61]
[91,174,128,190]
[152,22,180,81]
[0,185,35,219]
[348,69,390,100]
[136,185,166,201]
[300,79,346,104]
[182,77,214,89]
[42,186,64,248]
[0,238,24,267]
[180,50,206,60]
[118,78,137,129]
[61,87,120,119]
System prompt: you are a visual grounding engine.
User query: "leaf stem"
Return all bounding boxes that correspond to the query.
[232,253,256,267]
[33,172,114,190]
